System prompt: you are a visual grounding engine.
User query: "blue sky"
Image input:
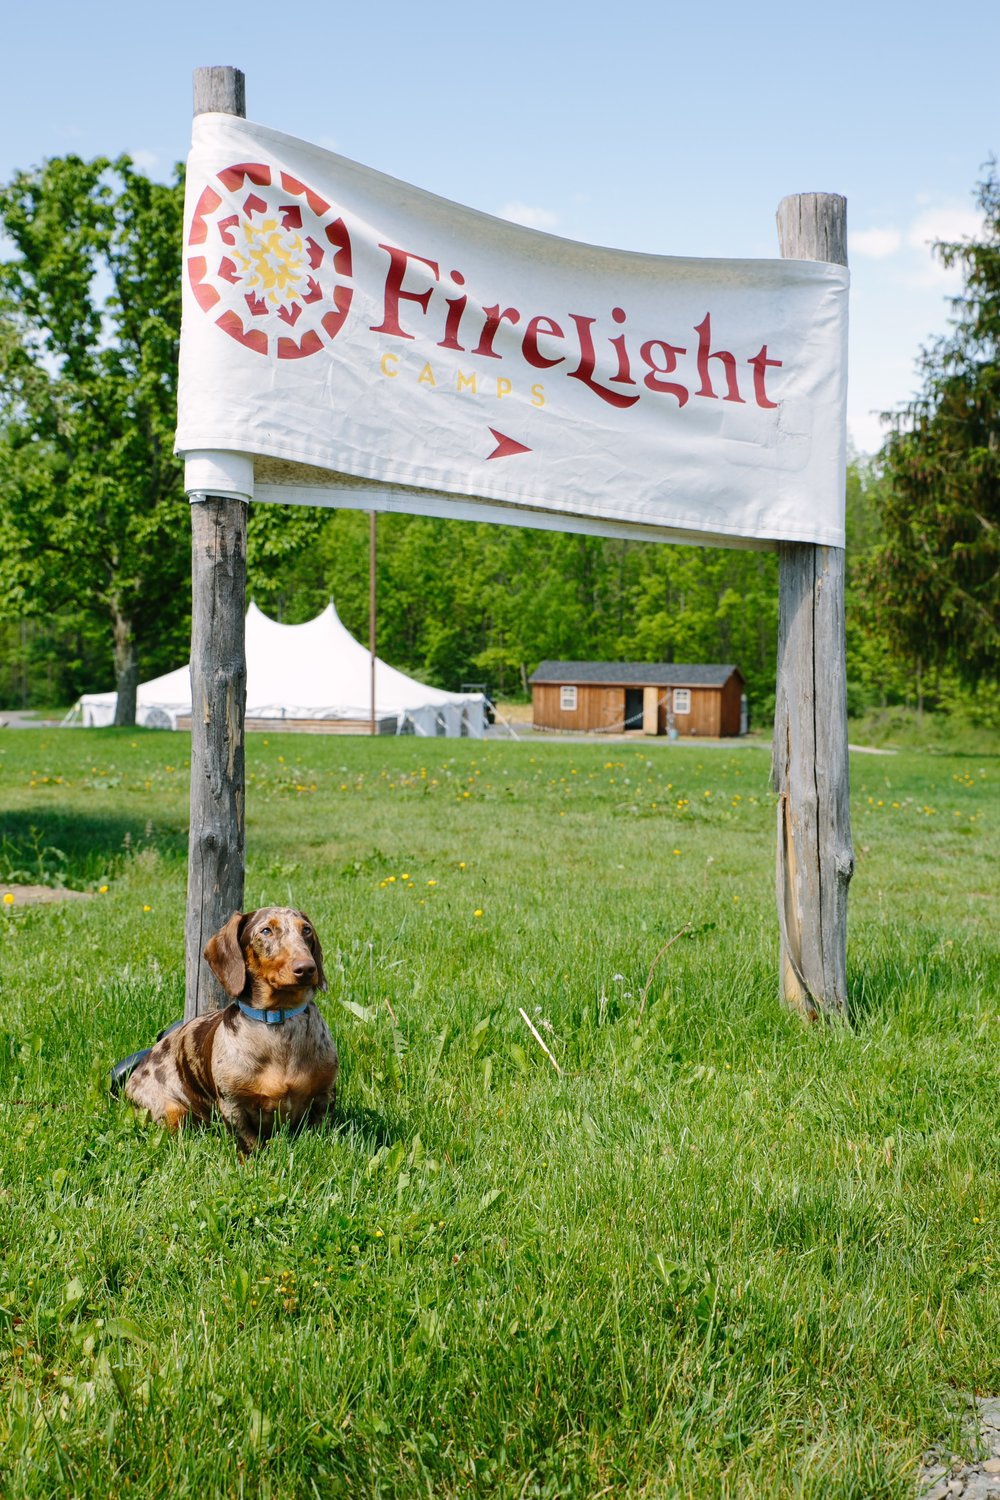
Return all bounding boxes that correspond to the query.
[4,0,996,456]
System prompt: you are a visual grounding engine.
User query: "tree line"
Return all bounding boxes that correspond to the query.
[1,157,996,725]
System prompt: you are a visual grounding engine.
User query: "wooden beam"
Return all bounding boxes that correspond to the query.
[185,66,248,1020]
[773,193,854,1020]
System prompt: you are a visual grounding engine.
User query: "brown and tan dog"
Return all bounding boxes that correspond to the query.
[125,907,338,1152]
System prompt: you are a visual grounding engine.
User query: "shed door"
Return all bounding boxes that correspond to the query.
[624,688,644,729]
[600,689,623,729]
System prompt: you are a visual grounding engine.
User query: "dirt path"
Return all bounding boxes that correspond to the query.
[921,1398,1000,1498]
[1,884,92,907]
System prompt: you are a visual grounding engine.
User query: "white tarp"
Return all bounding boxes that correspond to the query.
[176,115,849,550]
[76,601,487,736]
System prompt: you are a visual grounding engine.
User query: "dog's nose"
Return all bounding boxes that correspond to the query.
[293,960,317,980]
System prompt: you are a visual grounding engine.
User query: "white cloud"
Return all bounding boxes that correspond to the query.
[847,408,892,458]
[499,200,558,231]
[849,226,902,259]
[906,204,983,251]
[904,203,985,289]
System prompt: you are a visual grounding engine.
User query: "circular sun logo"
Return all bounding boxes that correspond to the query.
[187,162,353,359]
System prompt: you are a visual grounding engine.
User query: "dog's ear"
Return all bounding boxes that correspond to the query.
[203,911,252,997]
[300,912,327,992]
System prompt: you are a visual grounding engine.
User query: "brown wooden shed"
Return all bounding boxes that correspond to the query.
[528,662,746,737]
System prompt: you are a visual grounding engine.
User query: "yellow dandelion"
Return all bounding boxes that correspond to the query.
[401,872,409,880]
[427,879,437,887]
[474,909,483,918]
[672,848,681,856]
[99,884,109,894]
[3,893,14,906]
[143,905,152,913]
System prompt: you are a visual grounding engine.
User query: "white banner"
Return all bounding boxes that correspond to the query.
[176,115,849,549]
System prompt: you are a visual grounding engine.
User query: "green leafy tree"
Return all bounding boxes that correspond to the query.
[245,500,331,624]
[0,155,189,723]
[621,543,779,714]
[288,509,783,713]
[842,456,910,715]
[870,164,1000,689]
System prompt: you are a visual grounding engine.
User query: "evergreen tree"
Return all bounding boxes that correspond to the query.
[871,164,1000,688]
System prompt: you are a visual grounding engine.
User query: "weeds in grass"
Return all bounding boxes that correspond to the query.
[0,827,69,888]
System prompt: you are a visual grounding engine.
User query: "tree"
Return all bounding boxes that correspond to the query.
[0,155,190,723]
[871,164,1000,688]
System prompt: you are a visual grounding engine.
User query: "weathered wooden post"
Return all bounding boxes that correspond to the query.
[369,511,377,735]
[773,194,854,1020]
[185,66,248,1019]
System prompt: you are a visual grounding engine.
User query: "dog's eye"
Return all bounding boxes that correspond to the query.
[260,926,272,937]
[302,925,312,937]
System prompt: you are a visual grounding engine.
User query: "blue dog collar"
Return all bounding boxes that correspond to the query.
[237,999,311,1026]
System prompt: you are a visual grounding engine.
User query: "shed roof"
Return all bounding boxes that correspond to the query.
[529,661,743,689]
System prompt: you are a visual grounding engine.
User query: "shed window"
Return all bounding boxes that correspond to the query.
[673,688,691,715]
[560,685,578,712]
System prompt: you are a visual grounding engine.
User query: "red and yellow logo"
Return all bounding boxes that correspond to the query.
[187,162,352,359]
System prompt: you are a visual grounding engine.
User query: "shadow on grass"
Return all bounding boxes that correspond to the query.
[847,939,987,1030]
[0,808,187,888]
[332,1101,400,1153]
[847,966,897,1028]
[106,1080,398,1158]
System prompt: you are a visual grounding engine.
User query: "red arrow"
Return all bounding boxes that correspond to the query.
[486,428,532,461]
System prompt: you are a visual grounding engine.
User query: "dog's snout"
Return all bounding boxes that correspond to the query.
[293,959,317,980]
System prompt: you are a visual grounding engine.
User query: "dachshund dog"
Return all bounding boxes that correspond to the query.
[124,907,338,1152]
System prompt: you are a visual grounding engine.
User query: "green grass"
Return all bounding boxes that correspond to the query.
[0,728,997,1498]
[848,705,999,758]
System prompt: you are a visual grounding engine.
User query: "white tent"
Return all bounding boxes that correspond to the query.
[74,601,487,737]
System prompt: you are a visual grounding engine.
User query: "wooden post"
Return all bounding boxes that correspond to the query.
[773,193,854,1020]
[185,66,248,1020]
[369,511,377,735]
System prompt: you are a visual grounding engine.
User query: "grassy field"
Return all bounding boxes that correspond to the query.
[0,727,997,1498]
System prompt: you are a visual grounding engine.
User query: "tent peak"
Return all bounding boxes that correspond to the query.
[246,599,340,628]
